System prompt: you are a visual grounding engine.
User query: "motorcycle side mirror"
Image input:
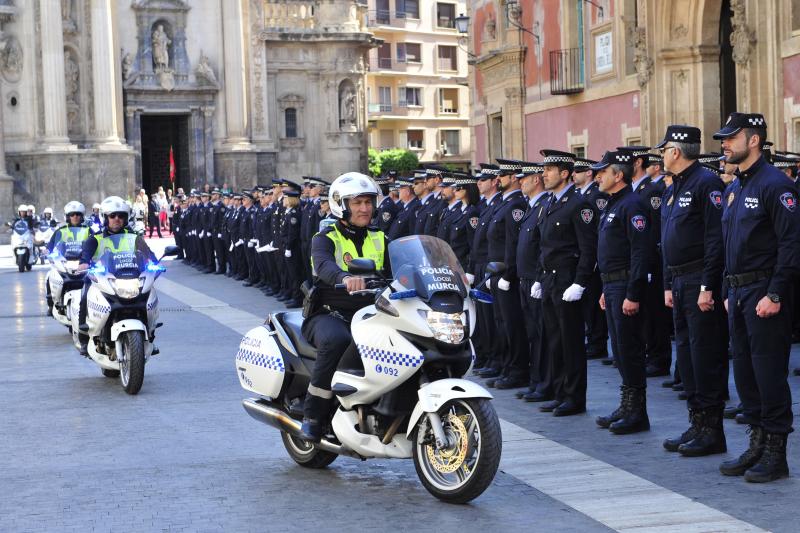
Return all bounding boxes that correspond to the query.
[485,262,506,276]
[347,258,376,275]
[159,245,180,261]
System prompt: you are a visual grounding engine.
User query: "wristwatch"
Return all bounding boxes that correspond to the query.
[767,293,781,303]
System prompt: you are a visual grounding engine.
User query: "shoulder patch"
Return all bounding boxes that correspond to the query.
[650,196,662,210]
[709,190,723,209]
[631,215,647,232]
[469,216,479,229]
[382,211,392,222]
[595,198,607,211]
[780,191,797,212]
[290,217,298,225]
[580,208,594,224]
[512,208,525,222]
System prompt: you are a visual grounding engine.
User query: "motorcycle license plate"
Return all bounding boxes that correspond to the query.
[15,249,26,256]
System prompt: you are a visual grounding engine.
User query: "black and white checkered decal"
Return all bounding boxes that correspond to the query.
[671,132,689,140]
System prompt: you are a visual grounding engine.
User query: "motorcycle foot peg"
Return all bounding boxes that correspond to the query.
[151,346,160,355]
[155,322,164,329]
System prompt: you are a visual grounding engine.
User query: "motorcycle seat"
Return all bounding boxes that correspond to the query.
[274,311,317,360]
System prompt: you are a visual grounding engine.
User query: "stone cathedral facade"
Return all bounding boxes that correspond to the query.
[0,0,378,221]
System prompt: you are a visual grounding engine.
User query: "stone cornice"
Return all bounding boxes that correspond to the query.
[474,45,525,77]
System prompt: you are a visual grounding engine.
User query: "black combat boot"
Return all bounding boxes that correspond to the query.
[609,387,650,434]
[744,432,789,483]
[719,425,764,476]
[596,385,628,428]
[299,393,332,443]
[678,407,727,456]
[663,409,702,452]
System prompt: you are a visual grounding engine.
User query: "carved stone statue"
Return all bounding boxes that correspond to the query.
[194,51,217,86]
[339,84,356,129]
[121,51,134,80]
[64,51,79,104]
[1,35,23,82]
[152,24,171,70]
[730,0,755,65]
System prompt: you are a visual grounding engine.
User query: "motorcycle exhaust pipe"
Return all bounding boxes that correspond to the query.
[242,398,361,459]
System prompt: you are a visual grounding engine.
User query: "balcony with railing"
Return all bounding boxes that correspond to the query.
[549,48,584,95]
[368,102,410,116]
[263,0,319,31]
[365,9,418,28]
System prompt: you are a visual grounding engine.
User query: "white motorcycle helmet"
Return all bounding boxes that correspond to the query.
[18,204,27,215]
[328,172,379,220]
[27,205,35,215]
[64,201,86,216]
[100,195,131,223]
[92,203,101,212]
[43,207,53,218]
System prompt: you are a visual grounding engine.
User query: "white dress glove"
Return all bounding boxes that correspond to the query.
[485,277,491,290]
[466,273,475,285]
[531,282,542,299]
[199,230,204,238]
[498,278,511,291]
[284,249,292,258]
[562,283,586,302]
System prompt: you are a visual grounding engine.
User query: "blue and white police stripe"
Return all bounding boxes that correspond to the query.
[236,348,285,372]
[357,345,424,368]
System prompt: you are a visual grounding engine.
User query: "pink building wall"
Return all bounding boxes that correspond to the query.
[524,91,641,160]
[474,124,488,164]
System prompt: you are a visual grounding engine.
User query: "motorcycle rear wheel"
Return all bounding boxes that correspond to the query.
[119,330,145,395]
[281,431,337,469]
[413,398,502,504]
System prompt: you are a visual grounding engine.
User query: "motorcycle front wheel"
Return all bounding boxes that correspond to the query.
[118,330,145,395]
[16,255,24,272]
[412,398,502,504]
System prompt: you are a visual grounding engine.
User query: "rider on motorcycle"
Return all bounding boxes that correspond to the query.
[76,196,155,356]
[14,204,34,230]
[89,203,102,232]
[26,205,39,225]
[47,201,89,252]
[300,172,390,441]
[42,207,58,228]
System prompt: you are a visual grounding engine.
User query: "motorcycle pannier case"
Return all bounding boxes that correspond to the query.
[235,325,285,398]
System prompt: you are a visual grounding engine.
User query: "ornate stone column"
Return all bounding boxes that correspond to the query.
[221,0,251,147]
[90,0,124,146]
[0,2,16,224]
[39,0,72,146]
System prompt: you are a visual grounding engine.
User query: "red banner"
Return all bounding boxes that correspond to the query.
[169,145,175,183]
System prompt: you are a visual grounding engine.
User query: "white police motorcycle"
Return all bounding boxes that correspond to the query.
[69,233,178,394]
[9,219,36,272]
[236,235,502,503]
[34,221,55,265]
[45,228,88,327]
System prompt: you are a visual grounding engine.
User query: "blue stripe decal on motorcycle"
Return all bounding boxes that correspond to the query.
[236,348,285,372]
[357,345,424,368]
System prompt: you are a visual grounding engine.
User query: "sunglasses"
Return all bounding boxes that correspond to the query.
[107,213,127,220]
[68,212,82,217]
[659,145,678,155]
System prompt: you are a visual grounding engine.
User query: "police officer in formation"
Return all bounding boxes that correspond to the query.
[176,111,797,482]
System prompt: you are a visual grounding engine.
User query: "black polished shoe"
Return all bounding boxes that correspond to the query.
[609,388,650,435]
[661,379,678,388]
[515,387,534,399]
[586,351,608,360]
[724,403,743,419]
[677,391,688,400]
[242,281,255,287]
[523,391,552,403]
[720,425,765,476]
[477,368,501,379]
[645,365,670,378]
[553,399,586,417]
[539,399,561,413]
[672,383,684,391]
[298,419,323,443]
[744,432,789,483]
[597,386,628,429]
[472,366,489,376]
[601,358,615,366]
[485,377,499,388]
[678,408,727,457]
[215,270,226,275]
[495,377,528,390]
[664,409,702,452]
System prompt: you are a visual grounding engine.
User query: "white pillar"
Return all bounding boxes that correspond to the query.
[90,0,124,146]
[0,94,14,222]
[221,0,251,147]
[39,0,71,146]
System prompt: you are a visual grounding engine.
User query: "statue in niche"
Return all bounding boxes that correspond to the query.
[121,51,134,81]
[339,81,357,130]
[152,24,171,70]
[1,35,23,82]
[62,0,77,33]
[64,51,79,104]
[195,51,217,86]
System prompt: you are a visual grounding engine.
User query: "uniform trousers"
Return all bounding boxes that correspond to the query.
[583,270,609,357]
[519,278,550,394]
[541,268,587,406]
[213,235,227,273]
[603,280,646,389]
[490,275,528,381]
[728,279,794,434]
[642,269,673,371]
[672,271,728,409]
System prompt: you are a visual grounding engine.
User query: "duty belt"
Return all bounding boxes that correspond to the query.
[542,261,578,273]
[600,269,629,283]
[726,269,773,288]
[667,258,704,277]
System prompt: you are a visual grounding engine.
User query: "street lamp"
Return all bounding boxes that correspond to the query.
[455,13,470,34]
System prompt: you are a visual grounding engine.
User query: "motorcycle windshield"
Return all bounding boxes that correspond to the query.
[94,234,149,278]
[12,220,28,235]
[38,222,51,233]
[388,235,468,300]
[55,230,86,260]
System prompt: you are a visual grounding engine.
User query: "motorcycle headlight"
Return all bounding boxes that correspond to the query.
[65,260,80,273]
[425,311,466,344]
[112,278,142,299]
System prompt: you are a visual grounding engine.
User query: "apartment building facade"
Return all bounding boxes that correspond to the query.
[366,0,471,167]
[467,0,800,163]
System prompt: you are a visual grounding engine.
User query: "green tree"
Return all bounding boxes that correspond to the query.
[368,147,381,177]
[377,149,419,175]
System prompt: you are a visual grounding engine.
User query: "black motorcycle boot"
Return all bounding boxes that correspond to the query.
[299,393,331,443]
[720,425,765,476]
[678,407,727,456]
[610,387,650,434]
[596,386,629,428]
[744,432,789,483]
[664,409,702,452]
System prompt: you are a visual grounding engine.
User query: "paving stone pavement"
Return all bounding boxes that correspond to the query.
[0,256,798,532]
